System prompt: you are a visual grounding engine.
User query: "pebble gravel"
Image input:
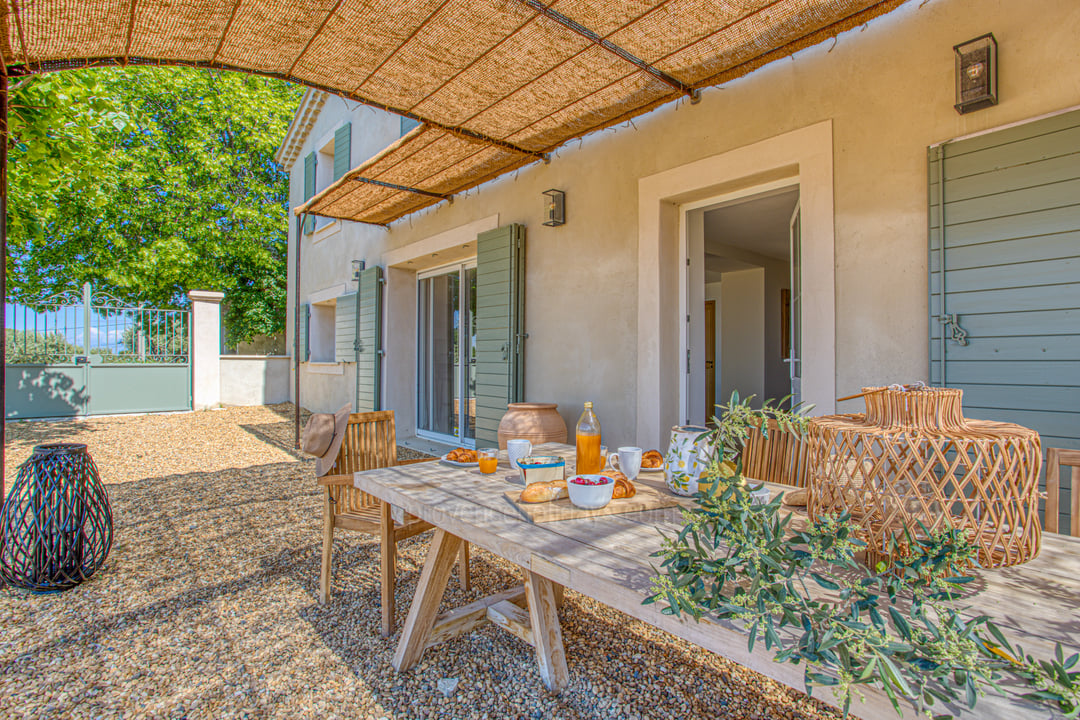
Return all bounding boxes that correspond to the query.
[1,404,840,720]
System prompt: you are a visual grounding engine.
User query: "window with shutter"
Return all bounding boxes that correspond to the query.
[297,303,310,362]
[302,152,316,234]
[334,291,357,363]
[333,123,351,181]
[356,266,384,412]
[473,224,526,448]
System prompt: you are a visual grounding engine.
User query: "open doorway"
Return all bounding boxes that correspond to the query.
[685,185,800,424]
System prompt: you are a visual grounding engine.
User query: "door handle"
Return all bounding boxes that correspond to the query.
[938,314,969,346]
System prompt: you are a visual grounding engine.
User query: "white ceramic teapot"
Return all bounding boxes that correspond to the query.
[664,425,716,496]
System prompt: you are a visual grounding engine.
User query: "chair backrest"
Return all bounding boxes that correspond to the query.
[331,410,399,475]
[1045,447,1080,536]
[322,410,401,516]
[741,419,809,488]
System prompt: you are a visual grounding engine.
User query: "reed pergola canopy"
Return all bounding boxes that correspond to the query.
[1,0,907,225]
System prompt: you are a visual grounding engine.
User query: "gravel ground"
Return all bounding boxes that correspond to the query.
[0,405,839,720]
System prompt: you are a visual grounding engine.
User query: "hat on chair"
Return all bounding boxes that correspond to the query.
[301,404,351,477]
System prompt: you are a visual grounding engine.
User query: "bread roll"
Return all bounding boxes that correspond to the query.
[519,479,567,503]
[613,476,636,499]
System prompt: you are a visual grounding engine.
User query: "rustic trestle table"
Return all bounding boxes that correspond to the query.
[353,442,1080,719]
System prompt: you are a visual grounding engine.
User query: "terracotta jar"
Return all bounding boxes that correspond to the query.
[497,403,568,450]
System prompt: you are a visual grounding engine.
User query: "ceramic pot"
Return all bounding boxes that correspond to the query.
[664,425,716,496]
[497,403,568,451]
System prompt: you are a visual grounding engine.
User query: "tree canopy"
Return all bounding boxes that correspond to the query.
[7,67,303,345]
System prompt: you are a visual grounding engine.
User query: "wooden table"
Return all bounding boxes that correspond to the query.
[354,442,1080,719]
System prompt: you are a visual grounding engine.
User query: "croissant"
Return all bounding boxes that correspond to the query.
[519,479,568,503]
[641,450,664,469]
[603,470,637,499]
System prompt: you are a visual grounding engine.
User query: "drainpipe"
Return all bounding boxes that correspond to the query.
[294,212,302,449]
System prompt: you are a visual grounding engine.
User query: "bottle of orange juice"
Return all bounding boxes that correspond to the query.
[575,401,602,474]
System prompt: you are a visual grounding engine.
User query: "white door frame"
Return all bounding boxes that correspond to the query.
[638,120,836,448]
[678,178,801,426]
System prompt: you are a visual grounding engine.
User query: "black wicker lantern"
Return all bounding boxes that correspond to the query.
[0,444,113,592]
[954,33,997,114]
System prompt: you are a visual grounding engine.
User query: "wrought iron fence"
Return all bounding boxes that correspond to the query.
[6,283,189,364]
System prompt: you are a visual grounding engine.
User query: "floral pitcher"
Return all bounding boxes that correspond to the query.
[664,425,716,496]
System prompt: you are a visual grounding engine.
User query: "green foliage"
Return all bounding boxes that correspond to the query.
[5,329,81,363]
[646,392,1079,719]
[981,625,1080,718]
[7,67,303,344]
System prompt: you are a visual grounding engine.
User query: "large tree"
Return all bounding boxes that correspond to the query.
[7,67,303,345]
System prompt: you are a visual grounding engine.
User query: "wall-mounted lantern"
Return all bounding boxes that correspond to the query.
[954,33,997,114]
[352,259,365,281]
[542,189,565,227]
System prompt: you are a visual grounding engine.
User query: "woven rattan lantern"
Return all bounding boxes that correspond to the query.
[808,387,1042,569]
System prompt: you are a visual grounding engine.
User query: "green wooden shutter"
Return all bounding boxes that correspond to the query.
[297,303,310,362]
[474,224,526,447]
[929,108,1080,530]
[333,123,351,180]
[355,266,384,412]
[302,151,316,234]
[334,291,357,363]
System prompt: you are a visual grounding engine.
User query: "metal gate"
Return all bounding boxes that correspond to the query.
[5,283,191,419]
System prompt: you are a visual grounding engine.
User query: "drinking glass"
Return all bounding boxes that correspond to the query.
[478,448,499,474]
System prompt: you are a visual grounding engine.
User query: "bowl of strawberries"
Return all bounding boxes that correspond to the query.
[567,474,615,510]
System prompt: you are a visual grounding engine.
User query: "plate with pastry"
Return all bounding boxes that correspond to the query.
[638,449,665,473]
[441,447,479,467]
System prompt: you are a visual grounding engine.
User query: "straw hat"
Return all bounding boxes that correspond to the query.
[302,405,351,476]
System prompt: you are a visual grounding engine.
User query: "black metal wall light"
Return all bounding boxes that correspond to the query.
[954,33,997,114]
[542,189,565,226]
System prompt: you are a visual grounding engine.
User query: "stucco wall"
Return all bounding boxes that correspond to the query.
[220,356,291,406]
[286,0,1080,444]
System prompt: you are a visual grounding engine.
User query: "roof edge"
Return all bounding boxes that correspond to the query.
[275,88,328,168]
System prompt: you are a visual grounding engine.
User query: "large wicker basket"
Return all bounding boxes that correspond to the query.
[807,387,1042,568]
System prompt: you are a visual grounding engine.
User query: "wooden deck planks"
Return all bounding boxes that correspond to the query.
[357,443,1079,720]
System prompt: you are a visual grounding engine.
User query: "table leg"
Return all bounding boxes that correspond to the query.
[458,542,471,592]
[392,529,464,671]
[380,500,396,638]
[525,571,569,693]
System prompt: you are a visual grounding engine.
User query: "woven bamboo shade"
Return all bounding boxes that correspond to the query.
[0,0,908,225]
[808,387,1043,569]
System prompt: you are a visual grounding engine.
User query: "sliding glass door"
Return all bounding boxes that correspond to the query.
[417,262,477,446]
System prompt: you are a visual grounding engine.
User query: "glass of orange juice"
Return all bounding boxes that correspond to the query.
[478,448,499,474]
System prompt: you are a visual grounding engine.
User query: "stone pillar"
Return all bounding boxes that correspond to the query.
[188,290,225,410]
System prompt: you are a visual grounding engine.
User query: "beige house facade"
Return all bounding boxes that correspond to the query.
[280,0,1080,453]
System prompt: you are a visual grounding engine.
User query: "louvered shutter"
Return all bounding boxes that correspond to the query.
[355,266,384,412]
[333,123,351,180]
[334,291,357,363]
[302,152,316,234]
[474,224,526,447]
[297,303,310,362]
[929,108,1080,530]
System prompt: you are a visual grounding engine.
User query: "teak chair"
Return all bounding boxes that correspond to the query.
[741,419,810,488]
[318,410,470,636]
[1045,448,1080,537]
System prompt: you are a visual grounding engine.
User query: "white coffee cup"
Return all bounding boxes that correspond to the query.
[609,446,642,481]
[506,439,532,470]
